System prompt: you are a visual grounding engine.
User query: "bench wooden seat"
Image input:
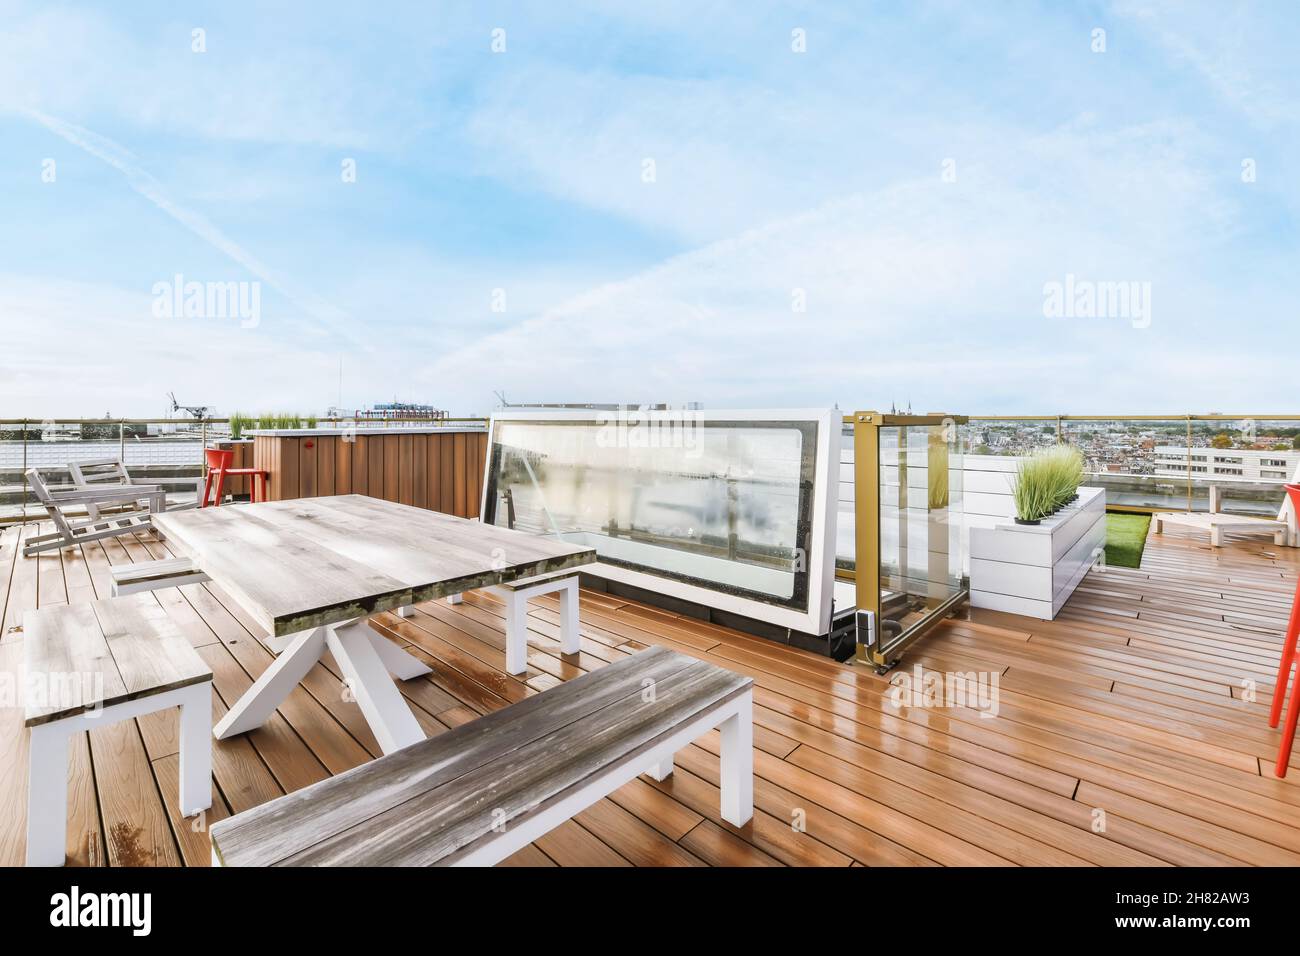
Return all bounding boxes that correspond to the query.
[444,568,581,674]
[109,557,212,596]
[496,568,579,591]
[24,594,214,865]
[210,646,753,867]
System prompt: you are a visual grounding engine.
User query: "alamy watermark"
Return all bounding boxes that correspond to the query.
[0,670,105,716]
[1042,273,1151,329]
[886,664,1000,718]
[595,410,705,455]
[151,274,261,328]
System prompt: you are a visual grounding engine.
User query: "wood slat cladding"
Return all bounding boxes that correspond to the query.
[253,431,488,518]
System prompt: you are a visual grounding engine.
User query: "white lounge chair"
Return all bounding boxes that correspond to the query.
[23,468,165,557]
[70,457,203,519]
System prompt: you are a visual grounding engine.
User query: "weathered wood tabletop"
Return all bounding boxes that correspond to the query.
[153,494,596,636]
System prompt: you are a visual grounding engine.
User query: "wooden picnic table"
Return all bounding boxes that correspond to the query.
[153,495,595,753]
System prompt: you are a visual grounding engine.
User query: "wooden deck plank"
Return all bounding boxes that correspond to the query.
[1,519,1298,866]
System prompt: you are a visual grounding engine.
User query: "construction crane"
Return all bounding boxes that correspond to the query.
[167,391,212,420]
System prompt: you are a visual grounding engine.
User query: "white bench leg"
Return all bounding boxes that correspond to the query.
[396,605,415,618]
[26,722,70,866]
[446,593,463,605]
[178,683,213,816]
[214,627,327,740]
[647,756,674,781]
[326,620,426,755]
[558,579,580,656]
[504,593,529,675]
[719,691,754,827]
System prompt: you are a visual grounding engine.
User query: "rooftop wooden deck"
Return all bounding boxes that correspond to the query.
[1,517,1298,867]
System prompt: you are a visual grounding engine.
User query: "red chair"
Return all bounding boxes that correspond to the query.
[1269,483,1300,776]
[201,448,268,508]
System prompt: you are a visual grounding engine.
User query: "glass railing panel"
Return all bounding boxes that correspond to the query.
[1188,418,1296,516]
[837,421,855,573]
[1,420,214,519]
[1058,417,1191,511]
[966,418,1061,457]
[876,421,965,638]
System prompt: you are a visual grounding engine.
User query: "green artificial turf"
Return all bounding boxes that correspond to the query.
[1104,513,1152,569]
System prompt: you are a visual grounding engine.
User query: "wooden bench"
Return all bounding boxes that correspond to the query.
[109,557,212,596]
[210,646,753,866]
[24,594,214,866]
[1154,511,1289,547]
[444,569,581,674]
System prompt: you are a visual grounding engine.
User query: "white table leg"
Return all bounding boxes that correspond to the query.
[558,579,581,655]
[26,721,70,867]
[178,683,213,816]
[647,756,674,781]
[326,620,425,754]
[719,691,754,827]
[367,628,433,680]
[214,627,326,739]
[396,604,415,618]
[446,593,464,605]
[504,593,529,676]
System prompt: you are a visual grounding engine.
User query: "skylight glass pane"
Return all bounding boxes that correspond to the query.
[484,417,817,608]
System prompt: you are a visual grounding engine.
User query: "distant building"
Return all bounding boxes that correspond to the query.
[330,402,447,421]
[1153,446,1300,481]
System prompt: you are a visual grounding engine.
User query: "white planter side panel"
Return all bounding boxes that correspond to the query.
[969,487,1107,620]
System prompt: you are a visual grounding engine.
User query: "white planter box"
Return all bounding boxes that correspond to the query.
[969,486,1106,620]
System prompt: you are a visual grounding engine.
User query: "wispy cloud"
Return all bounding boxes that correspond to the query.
[21,108,363,347]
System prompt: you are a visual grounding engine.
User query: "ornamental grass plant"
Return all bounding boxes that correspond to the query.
[1013,445,1085,523]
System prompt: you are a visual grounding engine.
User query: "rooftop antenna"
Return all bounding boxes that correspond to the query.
[167,391,211,420]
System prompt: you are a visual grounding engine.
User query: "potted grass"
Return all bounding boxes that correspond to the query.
[1013,445,1084,524]
[970,444,1105,619]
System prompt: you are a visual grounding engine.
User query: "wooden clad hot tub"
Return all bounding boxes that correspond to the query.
[248,427,489,518]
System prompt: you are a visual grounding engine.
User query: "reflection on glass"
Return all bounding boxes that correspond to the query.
[484,418,817,608]
[877,423,965,635]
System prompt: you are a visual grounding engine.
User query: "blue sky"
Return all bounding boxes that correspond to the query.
[1,0,1296,417]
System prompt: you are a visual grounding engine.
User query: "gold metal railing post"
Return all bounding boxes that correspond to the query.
[852,411,882,667]
[853,411,971,670]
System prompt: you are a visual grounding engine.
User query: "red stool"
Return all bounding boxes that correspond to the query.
[202,448,268,507]
[1269,483,1300,776]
